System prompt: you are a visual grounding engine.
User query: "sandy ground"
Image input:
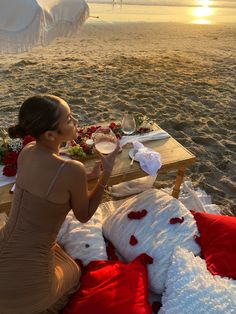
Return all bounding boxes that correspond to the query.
[0,21,235,214]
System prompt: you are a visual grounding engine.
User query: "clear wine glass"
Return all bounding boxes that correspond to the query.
[92,127,117,155]
[121,113,136,135]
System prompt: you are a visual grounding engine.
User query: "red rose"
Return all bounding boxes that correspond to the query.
[81,143,92,154]
[109,122,117,129]
[3,164,17,177]
[22,135,36,147]
[88,126,98,132]
[3,151,19,165]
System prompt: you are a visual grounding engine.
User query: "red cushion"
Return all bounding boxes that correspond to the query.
[64,254,152,314]
[192,211,236,279]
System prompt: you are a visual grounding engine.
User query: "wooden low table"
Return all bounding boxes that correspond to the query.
[86,129,196,197]
[0,125,196,214]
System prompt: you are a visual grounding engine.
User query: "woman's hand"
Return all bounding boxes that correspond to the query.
[86,161,102,181]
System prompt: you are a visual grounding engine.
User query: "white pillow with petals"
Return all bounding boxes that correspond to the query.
[103,189,201,294]
[57,209,107,266]
[160,247,236,314]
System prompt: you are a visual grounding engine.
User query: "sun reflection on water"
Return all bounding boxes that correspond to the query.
[190,0,215,24]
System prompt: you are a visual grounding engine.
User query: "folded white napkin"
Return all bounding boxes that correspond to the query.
[133,141,162,177]
[119,130,170,147]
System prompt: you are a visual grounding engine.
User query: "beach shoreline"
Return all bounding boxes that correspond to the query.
[0,20,235,214]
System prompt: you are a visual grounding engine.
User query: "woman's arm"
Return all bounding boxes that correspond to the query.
[68,143,119,223]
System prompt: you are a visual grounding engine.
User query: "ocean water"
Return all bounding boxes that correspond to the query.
[88,2,236,24]
[87,0,236,9]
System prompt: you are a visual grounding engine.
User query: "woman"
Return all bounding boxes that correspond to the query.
[0,95,119,314]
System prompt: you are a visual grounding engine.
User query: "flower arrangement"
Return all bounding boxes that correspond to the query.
[66,118,151,160]
[0,129,35,177]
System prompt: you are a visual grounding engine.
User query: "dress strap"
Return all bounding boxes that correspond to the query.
[46,162,67,197]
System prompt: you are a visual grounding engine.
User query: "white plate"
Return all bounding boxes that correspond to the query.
[128,149,139,162]
[129,148,156,162]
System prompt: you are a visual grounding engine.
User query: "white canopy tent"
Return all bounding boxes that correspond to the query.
[0,0,89,53]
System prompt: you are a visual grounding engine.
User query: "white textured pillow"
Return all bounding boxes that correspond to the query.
[103,189,201,294]
[57,209,107,266]
[160,247,236,314]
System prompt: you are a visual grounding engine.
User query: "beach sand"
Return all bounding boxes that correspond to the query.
[0,20,235,214]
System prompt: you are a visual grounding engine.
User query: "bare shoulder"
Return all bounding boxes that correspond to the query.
[64,159,86,176]
[17,141,36,162]
[63,159,87,187]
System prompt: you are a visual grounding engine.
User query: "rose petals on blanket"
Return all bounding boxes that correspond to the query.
[103,189,201,294]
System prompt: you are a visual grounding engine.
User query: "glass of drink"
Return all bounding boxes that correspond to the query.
[121,113,136,135]
[92,127,117,155]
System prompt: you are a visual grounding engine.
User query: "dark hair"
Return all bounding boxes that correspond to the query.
[8,95,63,139]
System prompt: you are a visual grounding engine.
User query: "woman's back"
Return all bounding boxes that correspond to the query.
[16,143,71,204]
[0,145,81,313]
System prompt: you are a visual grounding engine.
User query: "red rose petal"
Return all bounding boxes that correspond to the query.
[129,235,138,246]
[127,209,148,220]
[127,211,139,219]
[169,217,184,224]
[140,209,148,218]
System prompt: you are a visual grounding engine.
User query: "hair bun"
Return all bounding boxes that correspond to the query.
[8,125,26,139]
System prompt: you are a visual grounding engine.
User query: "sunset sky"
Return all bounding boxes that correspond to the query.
[88,0,236,8]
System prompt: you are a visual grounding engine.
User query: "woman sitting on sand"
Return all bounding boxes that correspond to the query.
[0,94,119,314]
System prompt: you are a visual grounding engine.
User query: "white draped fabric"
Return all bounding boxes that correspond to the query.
[0,0,89,53]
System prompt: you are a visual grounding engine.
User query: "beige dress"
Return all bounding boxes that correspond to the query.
[0,162,81,314]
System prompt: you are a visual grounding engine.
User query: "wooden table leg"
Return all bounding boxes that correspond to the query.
[172,165,186,199]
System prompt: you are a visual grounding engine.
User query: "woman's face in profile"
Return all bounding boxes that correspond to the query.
[56,98,79,141]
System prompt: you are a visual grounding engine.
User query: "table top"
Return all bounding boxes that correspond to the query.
[0,124,196,213]
[86,130,196,187]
